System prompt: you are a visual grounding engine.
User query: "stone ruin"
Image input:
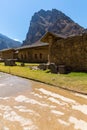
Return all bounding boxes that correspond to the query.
[4,59,16,66]
[38,63,70,74]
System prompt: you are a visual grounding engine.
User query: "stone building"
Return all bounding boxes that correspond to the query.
[0,51,2,60]
[0,48,17,60]
[41,32,87,72]
[0,32,87,72]
[17,41,49,63]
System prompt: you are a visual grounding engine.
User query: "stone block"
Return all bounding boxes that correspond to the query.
[38,64,47,70]
[58,65,66,74]
[4,59,16,66]
[47,63,58,73]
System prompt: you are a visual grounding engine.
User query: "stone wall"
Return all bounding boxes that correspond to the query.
[18,45,48,63]
[50,34,87,71]
[1,49,15,60]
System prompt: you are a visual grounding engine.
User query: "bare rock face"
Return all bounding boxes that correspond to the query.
[23,9,86,45]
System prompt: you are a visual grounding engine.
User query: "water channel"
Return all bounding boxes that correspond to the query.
[0,72,87,130]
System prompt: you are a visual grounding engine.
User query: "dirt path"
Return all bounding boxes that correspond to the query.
[0,72,87,130]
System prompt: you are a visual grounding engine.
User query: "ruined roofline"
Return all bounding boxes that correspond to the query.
[41,31,87,43]
[0,48,15,52]
[47,32,66,39]
[17,42,48,50]
[40,32,66,43]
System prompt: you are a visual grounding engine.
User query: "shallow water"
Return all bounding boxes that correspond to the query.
[0,72,87,130]
[0,72,32,96]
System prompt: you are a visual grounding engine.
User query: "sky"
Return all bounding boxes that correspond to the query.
[0,0,87,42]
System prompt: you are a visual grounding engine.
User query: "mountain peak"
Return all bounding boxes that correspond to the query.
[0,33,21,50]
[23,9,86,46]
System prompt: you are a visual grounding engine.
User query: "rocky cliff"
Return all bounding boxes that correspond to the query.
[0,33,21,50]
[23,9,86,45]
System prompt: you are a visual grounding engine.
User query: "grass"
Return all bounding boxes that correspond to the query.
[0,62,87,94]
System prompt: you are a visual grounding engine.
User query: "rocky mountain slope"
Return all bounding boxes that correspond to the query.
[0,33,21,50]
[23,9,86,45]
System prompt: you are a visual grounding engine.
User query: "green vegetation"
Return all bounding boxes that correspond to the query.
[0,62,87,94]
